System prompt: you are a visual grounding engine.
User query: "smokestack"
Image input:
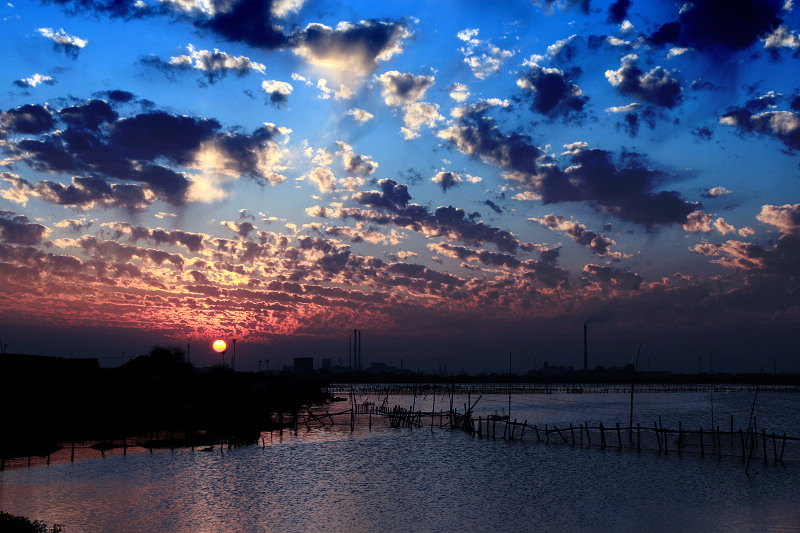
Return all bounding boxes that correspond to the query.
[583,323,588,372]
[358,329,362,370]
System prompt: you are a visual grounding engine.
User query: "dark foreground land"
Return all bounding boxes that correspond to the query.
[3,348,799,462]
[0,348,330,461]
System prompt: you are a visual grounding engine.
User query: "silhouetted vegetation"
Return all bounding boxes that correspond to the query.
[0,511,63,532]
[0,346,330,460]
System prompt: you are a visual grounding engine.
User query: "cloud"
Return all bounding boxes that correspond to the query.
[536,0,590,16]
[692,204,800,276]
[336,142,378,176]
[376,70,434,106]
[1,99,290,207]
[607,0,631,24]
[437,105,541,177]
[0,103,55,134]
[291,20,410,76]
[605,55,682,108]
[102,221,206,252]
[348,179,521,253]
[271,0,307,18]
[1,172,157,210]
[764,25,800,52]
[757,203,800,234]
[375,71,442,138]
[581,264,641,290]
[449,83,470,102]
[533,145,698,227]
[431,171,462,192]
[457,28,514,79]
[400,102,443,139]
[648,0,783,53]
[197,0,289,49]
[532,214,621,259]
[483,199,502,214]
[438,107,695,228]
[307,166,336,192]
[719,105,800,151]
[703,186,731,198]
[262,80,294,107]
[13,73,56,88]
[346,108,374,123]
[37,27,87,57]
[682,210,713,233]
[0,211,50,245]
[170,45,266,82]
[517,63,588,118]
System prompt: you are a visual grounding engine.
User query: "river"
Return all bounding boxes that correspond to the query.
[1,389,799,532]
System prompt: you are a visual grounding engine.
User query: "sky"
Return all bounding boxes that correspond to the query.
[1,0,799,373]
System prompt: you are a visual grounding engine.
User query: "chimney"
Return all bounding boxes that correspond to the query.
[583,323,588,372]
[358,329,362,370]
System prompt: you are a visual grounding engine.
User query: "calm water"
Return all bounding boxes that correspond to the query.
[2,390,799,532]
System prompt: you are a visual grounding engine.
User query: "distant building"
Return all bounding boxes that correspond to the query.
[294,357,313,376]
[321,358,332,369]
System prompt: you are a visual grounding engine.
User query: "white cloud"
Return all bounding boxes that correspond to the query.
[346,108,374,124]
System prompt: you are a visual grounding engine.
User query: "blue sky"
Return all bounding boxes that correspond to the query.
[1,0,799,373]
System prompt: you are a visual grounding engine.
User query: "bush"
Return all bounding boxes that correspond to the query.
[0,511,63,532]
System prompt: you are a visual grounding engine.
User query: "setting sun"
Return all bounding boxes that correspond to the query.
[212,339,227,353]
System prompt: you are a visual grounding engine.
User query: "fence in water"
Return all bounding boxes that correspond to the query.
[295,397,800,470]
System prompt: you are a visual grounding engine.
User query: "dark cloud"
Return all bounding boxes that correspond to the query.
[44,0,288,50]
[648,0,782,52]
[581,264,641,290]
[348,181,521,253]
[352,178,411,210]
[517,64,588,119]
[720,106,800,151]
[607,0,630,24]
[1,173,154,210]
[2,99,288,207]
[437,105,541,176]
[202,0,288,49]
[266,91,289,107]
[376,71,434,106]
[0,104,55,135]
[0,211,49,245]
[616,108,657,138]
[691,125,713,140]
[483,199,503,214]
[106,90,135,102]
[538,0,590,15]
[528,146,697,227]
[431,171,461,192]
[339,146,379,176]
[606,57,682,108]
[290,20,409,75]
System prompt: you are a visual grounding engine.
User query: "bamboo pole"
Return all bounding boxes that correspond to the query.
[700,428,704,457]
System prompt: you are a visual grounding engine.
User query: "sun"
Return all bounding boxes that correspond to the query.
[212,339,227,353]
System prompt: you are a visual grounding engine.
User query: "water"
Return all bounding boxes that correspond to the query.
[2,390,799,532]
